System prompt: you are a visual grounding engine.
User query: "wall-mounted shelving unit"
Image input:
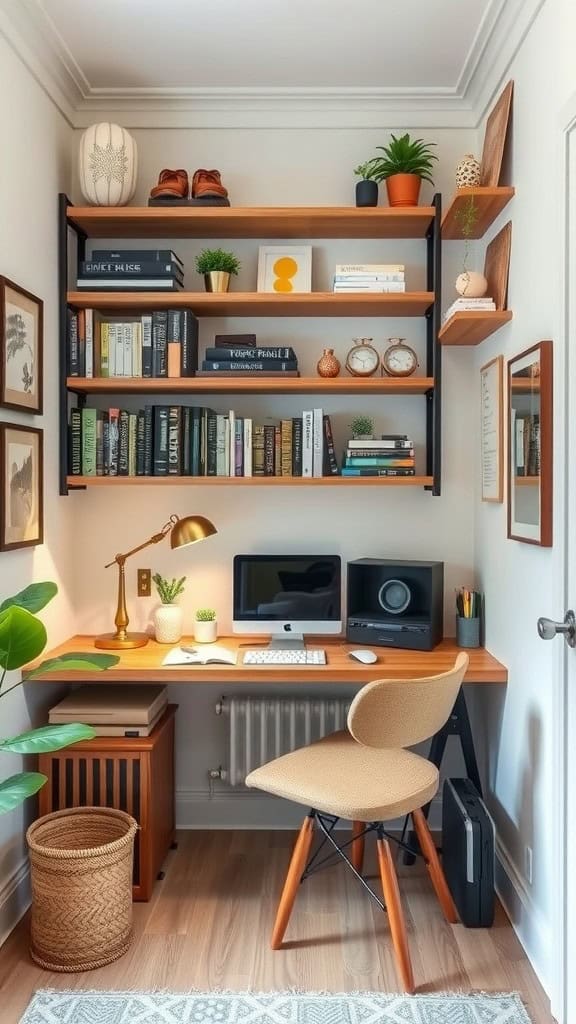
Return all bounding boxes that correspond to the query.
[59,195,442,496]
[439,310,513,347]
[442,186,515,239]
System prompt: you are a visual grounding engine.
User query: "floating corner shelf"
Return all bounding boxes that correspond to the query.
[442,186,515,240]
[439,309,513,347]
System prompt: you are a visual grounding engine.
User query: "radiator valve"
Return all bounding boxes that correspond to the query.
[207,766,227,798]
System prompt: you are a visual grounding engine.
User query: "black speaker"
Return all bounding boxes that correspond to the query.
[346,558,444,651]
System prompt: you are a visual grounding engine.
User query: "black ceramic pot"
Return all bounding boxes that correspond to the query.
[355,179,378,207]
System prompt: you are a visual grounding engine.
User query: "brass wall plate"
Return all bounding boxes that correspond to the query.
[137,568,151,597]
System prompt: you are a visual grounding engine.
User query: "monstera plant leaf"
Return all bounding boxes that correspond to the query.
[0,582,58,615]
[0,606,47,672]
[0,772,47,814]
[0,723,95,754]
[26,652,118,678]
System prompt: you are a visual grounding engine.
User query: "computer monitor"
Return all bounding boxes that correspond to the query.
[233,554,342,649]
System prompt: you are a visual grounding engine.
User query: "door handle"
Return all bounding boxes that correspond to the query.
[537,610,576,647]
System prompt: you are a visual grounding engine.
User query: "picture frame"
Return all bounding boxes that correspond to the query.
[0,422,44,551]
[480,355,503,503]
[257,246,312,294]
[0,276,43,414]
[480,80,514,187]
[507,341,553,547]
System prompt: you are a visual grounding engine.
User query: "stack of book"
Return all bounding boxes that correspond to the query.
[198,345,299,377]
[341,434,415,477]
[77,249,184,292]
[443,296,496,321]
[333,264,405,293]
[69,406,338,478]
[67,309,198,378]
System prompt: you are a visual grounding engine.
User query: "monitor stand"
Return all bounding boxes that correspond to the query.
[268,633,305,651]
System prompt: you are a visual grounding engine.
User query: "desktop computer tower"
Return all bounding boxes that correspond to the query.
[346,558,444,651]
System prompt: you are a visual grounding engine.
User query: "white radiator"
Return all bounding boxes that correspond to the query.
[215,697,352,786]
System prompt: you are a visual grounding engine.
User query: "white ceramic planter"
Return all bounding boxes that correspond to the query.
[154,604,183,644]
[194,620,217,644]
[79,122,138,206]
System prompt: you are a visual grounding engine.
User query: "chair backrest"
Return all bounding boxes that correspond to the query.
[347,653,469,749]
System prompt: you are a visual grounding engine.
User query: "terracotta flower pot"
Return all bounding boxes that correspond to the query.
[385,173,422,207]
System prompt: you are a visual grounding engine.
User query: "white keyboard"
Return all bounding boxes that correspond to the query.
[242,649,327,666]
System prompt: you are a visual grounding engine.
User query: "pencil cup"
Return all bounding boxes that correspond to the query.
[456,616,480,648]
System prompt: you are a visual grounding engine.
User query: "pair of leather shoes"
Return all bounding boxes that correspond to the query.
[150,169,228,200]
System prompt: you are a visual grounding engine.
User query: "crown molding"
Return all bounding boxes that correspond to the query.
[0,0,548,130]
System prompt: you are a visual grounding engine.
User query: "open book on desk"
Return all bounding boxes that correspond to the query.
[162,645,238,667]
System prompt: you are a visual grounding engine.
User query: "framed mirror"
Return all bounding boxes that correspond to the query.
[507,340,552,546]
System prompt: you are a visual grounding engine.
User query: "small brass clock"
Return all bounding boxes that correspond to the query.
[345,338,380,377]
[381,338,419,377]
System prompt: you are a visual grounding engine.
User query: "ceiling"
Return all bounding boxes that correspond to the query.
[39,0,494,91]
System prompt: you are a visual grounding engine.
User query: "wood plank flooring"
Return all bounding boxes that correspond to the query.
[0,830,554,1023]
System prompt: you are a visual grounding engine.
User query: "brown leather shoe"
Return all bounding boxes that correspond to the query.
[191,169,228,199]
[150,169,189,199]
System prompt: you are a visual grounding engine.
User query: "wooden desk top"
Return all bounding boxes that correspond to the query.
[25,635,507,685]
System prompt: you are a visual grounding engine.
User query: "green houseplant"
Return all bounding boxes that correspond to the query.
[353,160,380,207]
[371,134,438,207]
[0,582,118,814]
[350,415,374,440]
[195,248,241,293]
[152,573,186,645]
[194,608,217,644]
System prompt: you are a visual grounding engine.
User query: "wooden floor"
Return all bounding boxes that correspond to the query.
[1,830,554,1023]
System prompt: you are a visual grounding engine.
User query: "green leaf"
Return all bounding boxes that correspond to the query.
[0,723,95,754]
[26,652,119,679]
[0,607,46,671]
[0,582,58,615]
[0,772,47,814]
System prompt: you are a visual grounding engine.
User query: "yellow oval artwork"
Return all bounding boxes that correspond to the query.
[272,256,298,293]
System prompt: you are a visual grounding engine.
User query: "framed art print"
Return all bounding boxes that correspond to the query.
[480,355,503,502]
[257,246,312,293]
[0,276,43,414]
[0,422,43,551]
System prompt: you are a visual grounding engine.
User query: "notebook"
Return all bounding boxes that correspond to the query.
[162,645,238,667]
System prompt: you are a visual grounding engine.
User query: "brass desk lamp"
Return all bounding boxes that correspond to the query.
[95,513,217,650]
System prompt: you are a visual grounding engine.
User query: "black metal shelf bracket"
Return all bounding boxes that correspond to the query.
[58,194,86,495]
[425,193,442,496]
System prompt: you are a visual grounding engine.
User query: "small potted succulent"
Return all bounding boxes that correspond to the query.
[195,248,241,293]
[370,134,438,207]
[350,415,374,441]
[194,608,217,644]
[353,160,380,207]
[152,573,186,644]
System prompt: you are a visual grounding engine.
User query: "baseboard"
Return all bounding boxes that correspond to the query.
[176,788,443,831]
[495,836,551,994]
[0,858,30,947]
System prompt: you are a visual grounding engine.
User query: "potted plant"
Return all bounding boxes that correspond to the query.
[453,197,487,297]
[353,160,380,207]
[152,574,186,644]
[371,133,438,207]
[0,581,117,813]
[195,248,241,293]
[194,608,217,644]
[350,415,374,441]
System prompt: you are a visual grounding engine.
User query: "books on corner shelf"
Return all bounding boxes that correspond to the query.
[198,344,299,377]
[341,435,416,477]
[443,296,496,322]
[77,249,184,291]
[333,264,406,294]
[67,308,198,378]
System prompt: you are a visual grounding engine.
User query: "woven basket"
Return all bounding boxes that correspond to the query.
[26,806,138,972]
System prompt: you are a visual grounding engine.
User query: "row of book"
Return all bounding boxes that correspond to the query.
[77,248,184,292]
[67,309,198,378]
[443,296,496,321]
[68,406,339,478]
[333,264,406,294]
[514,412,540,477]
[198,345,299,377]
[341,436,416,477]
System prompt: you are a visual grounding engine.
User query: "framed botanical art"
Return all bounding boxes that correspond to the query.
[0,276,43,414]
[480,355,503,502]
[257,246,312,293]
[0,422,43,551]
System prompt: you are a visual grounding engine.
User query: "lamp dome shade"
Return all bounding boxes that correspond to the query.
[170,515,217,549]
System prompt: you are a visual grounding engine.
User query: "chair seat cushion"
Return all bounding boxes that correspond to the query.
[245,730,439,821]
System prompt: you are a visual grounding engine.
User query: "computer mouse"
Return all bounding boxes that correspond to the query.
[349,649,378,665]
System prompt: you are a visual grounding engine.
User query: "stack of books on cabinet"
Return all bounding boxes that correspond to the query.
[342,435,415,477]
[332,264,406,293]
[198,344,299,378]
[77,248,184,291]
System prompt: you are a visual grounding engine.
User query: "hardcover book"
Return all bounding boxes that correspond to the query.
[263,424,275,476]
[281,419,292,476]
[168,406,182,475]
[91,249,184,267]
[204,346,296,361]
[292,418,303,476]
[214,333,256,348]
[81,408,97,476]
[67,310,79,376]
[136,411,146,475]
[302,412,313,478]
[181,310,199,376]
[118,410,130,476]
[141,315,153,377]
[252,424,265,476]
[313,408,324,478]
[153,407,169,475]
[201,360,298,372]
[323,415,339,475]
[152,311,168,377]
[69,408,81,474]
[108,408,120,476]
[144,406,154,476]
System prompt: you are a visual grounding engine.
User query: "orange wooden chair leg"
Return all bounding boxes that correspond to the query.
[412,807,458,924]
[377,836,415,994]
[351,821,365,874]
[271,815,314,950]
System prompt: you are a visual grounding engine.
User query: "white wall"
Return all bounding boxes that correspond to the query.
[0,31,74,939]
[472,0,576,1001]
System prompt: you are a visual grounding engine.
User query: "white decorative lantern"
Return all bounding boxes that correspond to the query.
[79,123,137,206]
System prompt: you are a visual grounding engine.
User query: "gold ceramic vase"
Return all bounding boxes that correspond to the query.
[204,271,231,293]
[317,348,341,377]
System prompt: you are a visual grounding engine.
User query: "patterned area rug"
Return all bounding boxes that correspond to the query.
[20,989,534,1023]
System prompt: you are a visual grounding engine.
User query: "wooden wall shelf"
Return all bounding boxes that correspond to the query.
[67,205,435,240]
[442,187,515,239]
[67,475,433,488]
[439,310,513,347]
[67,291,434,318]
[66,376,434,396]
